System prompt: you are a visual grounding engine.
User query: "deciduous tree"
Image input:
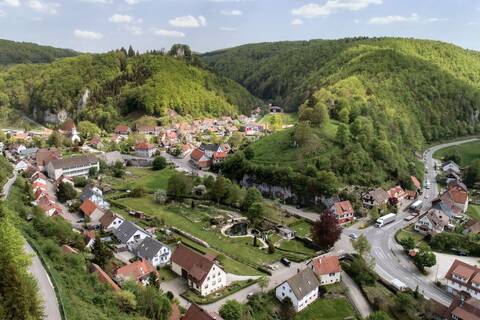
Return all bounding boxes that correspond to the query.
[311,209,341,249]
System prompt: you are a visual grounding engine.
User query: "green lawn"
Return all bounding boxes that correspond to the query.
[278,239,317,255]
[295,298,356,320]
[158,267,178,281]
[395,225,429,248]
[105,167,176,192]
[250,128,298,165]
[116,196,284,271]
[468,205,480,222]
[259,113,298,127]
[289,220,313,238]
[433,141,480,166]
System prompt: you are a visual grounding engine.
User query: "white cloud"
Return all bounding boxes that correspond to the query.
[368,13,445,25]
[125,0,145,4]
[79,0,113,3]
[220,26,237,31]
[28,0,60,14]
[221,9,242,16]
[1,0,20,7]
[292,0,382,18]
[0,9,5,16]
[169,15,207,28]
[291,18,303,25]
[152,28,185,38]
[74,29,103,39]
[125,24,143,35]
[109,14,133,23]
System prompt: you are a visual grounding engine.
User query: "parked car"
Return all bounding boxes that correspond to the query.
[280,257,291,267]
[349,233,359,240]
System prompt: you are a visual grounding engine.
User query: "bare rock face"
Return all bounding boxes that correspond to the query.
[77,89,90,113]
[43,109,69,124]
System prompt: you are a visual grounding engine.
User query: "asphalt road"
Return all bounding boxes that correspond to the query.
[360,138,479,307]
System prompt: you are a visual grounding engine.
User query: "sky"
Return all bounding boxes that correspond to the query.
[0,0,479,53]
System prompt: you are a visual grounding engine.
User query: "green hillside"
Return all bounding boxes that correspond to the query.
[0,38,78,65]
[213,38,480,192]
[0,51,259,129]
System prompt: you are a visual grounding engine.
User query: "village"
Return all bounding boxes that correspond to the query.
[2,106,480,320]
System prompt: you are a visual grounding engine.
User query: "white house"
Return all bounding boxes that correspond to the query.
[134,142,157,158]
[171,245,227,297]
[132,237,171,267]
[276,226,296,240]
[414,208,450,235]
[80,187,109,209]
[47,155,100,180]
[442,161,461,175]
[445,259,480,300]
[276,268,320,312]
[14,160,29,172]
[113,221,150,245]
[100,211,124,231]
[308,255,342,286]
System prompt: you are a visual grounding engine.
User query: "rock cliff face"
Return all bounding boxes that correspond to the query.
[77,89,90,113]
[43,109,69,124]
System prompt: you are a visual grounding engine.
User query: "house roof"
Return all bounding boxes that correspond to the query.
[465,219,480,234]
[405,190,417,198]
[60,119,76,132]
[171,245,216,285]
[113,220,147,244]
[448,297,480,320]
[80,199,100,217]
[425,209,449,229]
[133,237,169,261]
[445,259,480,294]
[199,143,221,152]
[309,255,341,276]
[114,125,130,133]
[182,303,224,320]
[135,142,155,150]
[84,230,96,242]
[411,176,421,189]
[90,263,120,291]
[369,188,389,204]
[190,148,205,162]
[36,148,60,167]
[334,201,354,216]
[61,245,79,254]
[387,186,405,199]
[90,136,102,145]
[50,155,98,170]
[100,210,122,229]
[115,259,156,282]
[213,151,227,159]
[284,268,320,301]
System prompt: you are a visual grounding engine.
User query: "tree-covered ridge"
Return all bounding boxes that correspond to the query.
[0,50,259,130]
[0,38,78,65]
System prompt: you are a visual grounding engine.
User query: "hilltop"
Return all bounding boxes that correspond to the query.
[209,38,480,190]
[0,38,78,65]
[0,50,260,130]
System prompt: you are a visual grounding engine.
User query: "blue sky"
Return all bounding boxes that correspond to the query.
[0,0,478,53]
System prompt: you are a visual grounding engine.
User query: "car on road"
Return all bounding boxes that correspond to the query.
[280,257,291,267]
[349,233,359,240]
[247,292,255,299]
[76,218,85,223]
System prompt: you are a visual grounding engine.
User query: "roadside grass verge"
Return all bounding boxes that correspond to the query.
[181,279,257,305]
[295,298,356,320]
[103,167,176,192]
[467,204,480,222]
[433,140,480,166]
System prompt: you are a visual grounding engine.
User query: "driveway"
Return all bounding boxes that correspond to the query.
[342,271,373,318]
[160,278,190,308]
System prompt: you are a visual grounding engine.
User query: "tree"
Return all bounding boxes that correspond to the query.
[136,285,171,320]
[353,234,371,257]
[367,311,392,320]
[243,147,254,160]
[258,276,268,292]
[465,159,480,188]
[369,207,380,223]
[227,132,243,150]
[242,187,262,211]
[112,160,125,178]
[154,189,167,204]
[57,181,77,202]
[78,120,101,139]
[399,236,415,251]
[47,130,63,147]
[131,186,145,198]
[220,300,243,320]
[127,45,136,57]
[246,202,266,226]
[209,176,228,204]
[167,172,192,201]
[311,209,342,249]
[116,290,137,312]
[279,297,295,320]
[152,156,167,171]
[91,235,113,268]
[88,167,98,178]
[73,176,88,188]
[414,249,436,272]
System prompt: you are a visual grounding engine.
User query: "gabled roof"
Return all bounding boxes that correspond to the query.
[334,201,354,216]
[100,210,123,229]
[114,124,130,133]
[80,199,100,217]
[182,303,223,320]
[411,176,421,189]
[50,155,98,170]
[309,255,341,276]
[60,119,76,132]
[368,188,389,204]
[199,143,221,152]
[90,263,120,291]
[115,259,156,282]
[133,237,169,260]
[113,220,147,244]
[284,268,320,300]
[135,142,155,150]
[445,259,480,293]
[36,148,60,166]
[190,148,206,162]
[171,245,217,285]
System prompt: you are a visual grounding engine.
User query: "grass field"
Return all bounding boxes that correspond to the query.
[433,140,480,166]
[105,167,176,192]
[289,220,312,238]
[295,298,356,320]
[278,239,317,255]
[468,204,480,222]
[395,224,429,248]
[117,196,290,269]
[259,113,298,127]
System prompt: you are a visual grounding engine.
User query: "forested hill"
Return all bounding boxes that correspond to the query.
[0,50,260,130]
[214,38,480,191]
[0,39,78,65]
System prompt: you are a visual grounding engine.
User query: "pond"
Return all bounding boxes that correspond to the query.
[225,222,249,236]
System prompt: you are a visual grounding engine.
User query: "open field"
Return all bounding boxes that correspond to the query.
[104,167,176,192]
[295,298,356,320]
[116,196,312,270]
[278,239,317,255]
[395,224,429,248]
[289,220,312,238]
[259,113,298,127]
[433,140,480,166]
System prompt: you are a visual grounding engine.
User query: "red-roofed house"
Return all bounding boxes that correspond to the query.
[387,186,407,202]
[331,201,355,225]
[80,199,105,222]
[445,259,480,300]
[441,181,469,214]
[171,245,226,296]
[134,142,157,158]
[212,151,228,165]
[115,259,157,286]
[189,149,212,171]
[90,263,121,291]
[37,197,62,216]
[114,125,131,135]
[89,136,103,149]
[308,255,342,285]
[35,148,60,172]
[411,176,421,191]
[182,304,224,320]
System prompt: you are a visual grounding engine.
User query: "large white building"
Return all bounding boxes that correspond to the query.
[47,155,99,180]
[445,259,480,300]
[132,237,171,267]
[171,245,227,297]
[276,268,320,312]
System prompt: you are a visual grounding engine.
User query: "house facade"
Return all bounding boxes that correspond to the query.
[100,210,124,231]
[113,220,150,245]
[414,209,450,235]
[133,237,171,267]
[80,199,105,223]
[275,268,320,312]
[445,259,480,300]
[308,255,342,286]
[134,142,157,158]
[331,201,355,225]
[171,245,227,297]
[47,155,100,180]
